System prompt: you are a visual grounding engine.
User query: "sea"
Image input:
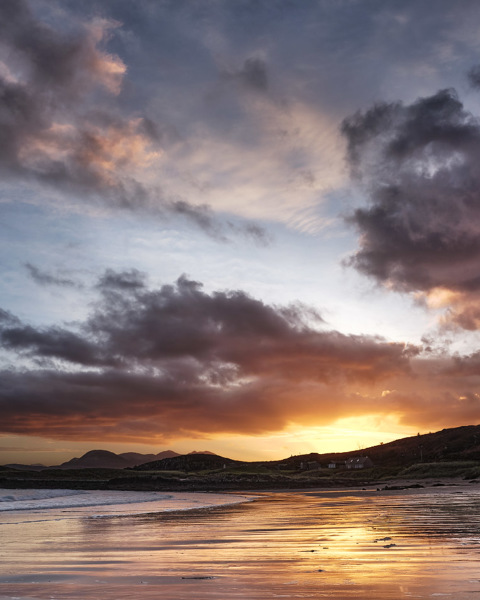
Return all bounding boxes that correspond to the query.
[1,484,480,599]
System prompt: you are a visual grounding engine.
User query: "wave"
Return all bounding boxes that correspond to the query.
[0,489,88,503]
[0,489,172,512]
[0,489,253,518]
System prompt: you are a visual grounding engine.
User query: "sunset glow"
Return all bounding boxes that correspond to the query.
[1,0,480,466]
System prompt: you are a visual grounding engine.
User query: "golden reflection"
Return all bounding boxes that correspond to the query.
[2,489,480,599]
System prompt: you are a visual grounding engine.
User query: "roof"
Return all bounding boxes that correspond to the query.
[346,456,372,465]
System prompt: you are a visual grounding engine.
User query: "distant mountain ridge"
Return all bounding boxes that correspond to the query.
[3,425,480,471]
[57,449,181,469]
[41,449,217,470]
[134,452,237,472]
[4,463,47,471]
[3,449,219,470]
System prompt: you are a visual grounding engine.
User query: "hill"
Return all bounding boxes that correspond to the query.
[2,425,480,492]
[281,424,480,469]
[2,449,214,471]
[58,450,131,470]
[58,449,181,470]
[134,453,238,472]
[4,463,47,471]
[119,450,179,465]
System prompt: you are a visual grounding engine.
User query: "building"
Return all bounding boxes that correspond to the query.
[328,460,345,469]
[345,456,374,469]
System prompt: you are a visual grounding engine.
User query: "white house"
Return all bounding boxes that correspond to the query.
[345,456,374,469]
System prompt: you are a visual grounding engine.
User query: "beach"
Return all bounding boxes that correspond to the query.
[1,485,480,599]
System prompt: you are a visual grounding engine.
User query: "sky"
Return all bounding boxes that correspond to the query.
[2,0,480,465]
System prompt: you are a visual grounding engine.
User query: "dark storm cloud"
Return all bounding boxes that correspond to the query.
[84,271,412,384]
[0,271,422,441]
[2,271,478,441]
[2,271,409,376]
[25,263,81,288]
[0,325,105,367]
[0,367,380,441]
[342,88,480,328]
[0,308,21,326]
[96,268,146,292]
[0,316,113,367]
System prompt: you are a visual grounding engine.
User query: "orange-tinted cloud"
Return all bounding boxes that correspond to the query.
[0,1,129,177]
[0,0,265,241]
[0,0,151,197]
[0,270,477,443]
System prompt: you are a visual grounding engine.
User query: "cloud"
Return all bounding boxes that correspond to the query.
[96,268,146,292]
[58,0,353,234]
[0,446,61,453]
[25,263,81,288]
[222,57,269,93]
[0,323,109,367]
[0,270,429,442]
[5,0,480,240]
[0,0,128,180]
[467,64,480,89]
[2,271,479,442]
[0,0,266,242]
[0,308,21,326]
[342,88,480,329]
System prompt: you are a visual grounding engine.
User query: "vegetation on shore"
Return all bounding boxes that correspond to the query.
[1,424,480,491]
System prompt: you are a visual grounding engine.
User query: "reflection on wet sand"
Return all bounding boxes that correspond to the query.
[1,487,480,599]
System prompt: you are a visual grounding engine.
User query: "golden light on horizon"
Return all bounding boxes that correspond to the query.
[171,415,420,462]
[0,415,420,467]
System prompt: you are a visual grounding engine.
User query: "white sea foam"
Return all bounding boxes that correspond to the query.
[0,489,88,503]
[0,488,253,518]
[0,488,172,512]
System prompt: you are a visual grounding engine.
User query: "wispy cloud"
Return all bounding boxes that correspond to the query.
[25,263,82,288]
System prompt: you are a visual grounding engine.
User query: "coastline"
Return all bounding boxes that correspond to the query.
[2,484,480,600]
[0,488,255,514]
[1,468,478,493]
[1,473,478,497]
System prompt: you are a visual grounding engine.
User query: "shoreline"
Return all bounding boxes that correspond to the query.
[1,474,478,494]
[2,484,480,600]
[0,488,256,518]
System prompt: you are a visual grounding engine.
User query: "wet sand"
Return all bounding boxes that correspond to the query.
[1,485,480,599]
